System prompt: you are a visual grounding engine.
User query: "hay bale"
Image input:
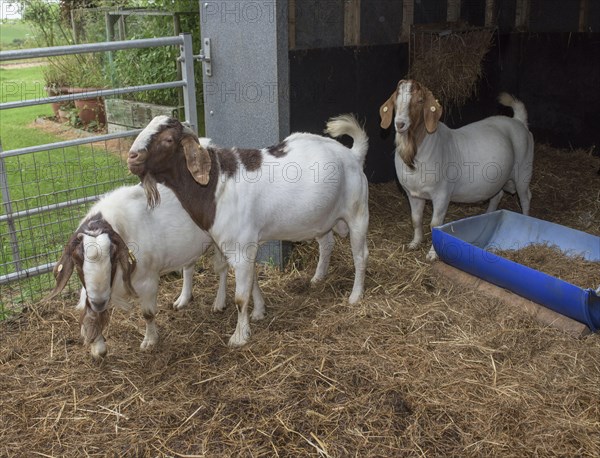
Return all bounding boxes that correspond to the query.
[409,25,495,108]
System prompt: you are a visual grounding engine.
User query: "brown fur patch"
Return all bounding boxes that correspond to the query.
[80,305,110,345]
[266,142,287,158]
[237,148,263,171]
[47,212,137,301]
[397,80,428,169]
[216,147,238,177]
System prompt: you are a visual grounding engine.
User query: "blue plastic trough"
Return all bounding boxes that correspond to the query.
[432,210,600,332]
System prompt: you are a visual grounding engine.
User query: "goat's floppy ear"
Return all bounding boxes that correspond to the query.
[423,89,442,133]
[379,89,398,129]
[182,136,211,185]
[45,234,81,301]
[110,232,137,298]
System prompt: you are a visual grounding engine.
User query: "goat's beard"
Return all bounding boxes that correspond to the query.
[395,131,417,170]
[80,304,110,345]
[142,174,161,209]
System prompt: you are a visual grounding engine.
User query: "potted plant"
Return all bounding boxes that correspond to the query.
[43,54,108,128]
[43,60,73,122]
[70,53,108,128]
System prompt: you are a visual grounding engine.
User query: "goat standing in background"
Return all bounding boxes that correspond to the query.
[127,114,370,347]
[380,79,534,261]
[47,184,231,360]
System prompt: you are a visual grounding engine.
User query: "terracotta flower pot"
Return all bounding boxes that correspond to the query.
[45,86,72,122]
[74,97,106,126]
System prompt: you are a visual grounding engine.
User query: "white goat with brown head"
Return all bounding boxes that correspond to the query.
[380,79,534,260]
[127,115,370,347]
[47,183,229,360]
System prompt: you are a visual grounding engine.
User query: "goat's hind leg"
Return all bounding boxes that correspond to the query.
[251,272,266,321]
[347,211,369,305]
[516,136,534,216]
[311,230,335,285]
[486,190,504,213]
[173,263,195,310]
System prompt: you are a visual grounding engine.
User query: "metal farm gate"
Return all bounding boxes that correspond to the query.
[0,34,198,312]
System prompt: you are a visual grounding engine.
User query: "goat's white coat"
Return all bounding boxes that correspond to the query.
[212,126,369,346]
[75,183,228,358]
[391,83,534,260]
[131,115,370,347]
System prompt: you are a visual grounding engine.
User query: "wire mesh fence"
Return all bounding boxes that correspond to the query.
[0,34,198,315]
[0,138,137,312]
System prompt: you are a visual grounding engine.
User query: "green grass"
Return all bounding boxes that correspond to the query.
[1,63,136,311]
[0,20,34,50]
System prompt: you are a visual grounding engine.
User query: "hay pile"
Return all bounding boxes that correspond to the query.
[409,25,495,109]
[493,244,600,289]
[1,145,599,457]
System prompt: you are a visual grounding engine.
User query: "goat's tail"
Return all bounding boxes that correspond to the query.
[325,114,369,166]
[498,92,528,128]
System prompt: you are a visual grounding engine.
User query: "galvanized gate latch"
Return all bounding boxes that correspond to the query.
[194,38,212,77]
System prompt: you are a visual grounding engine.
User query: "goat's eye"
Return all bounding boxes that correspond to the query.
[164,137,174,144]
[418,99,424,104]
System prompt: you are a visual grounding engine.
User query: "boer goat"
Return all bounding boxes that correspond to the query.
[47,183,233,359]
[127,114,370,347]
[380,79,534,260]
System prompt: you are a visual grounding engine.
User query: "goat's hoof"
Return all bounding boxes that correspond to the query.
[90,343,107,360]
[251,309,266,321]
[228,329,250,347]
[212,302,226,313]
[173,295,192,311]
[310,276,324,286]
[348,292,362,305]
[408,241,421,250]
[140,338,158,351]
[425,249,438,262]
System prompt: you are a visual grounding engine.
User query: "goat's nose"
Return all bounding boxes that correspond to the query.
[89,299,108,313]
[395,121,406,131]
[128,151,139,161]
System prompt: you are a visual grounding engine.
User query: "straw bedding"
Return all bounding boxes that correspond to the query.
[1,144,599,457]
[492,244,600,290]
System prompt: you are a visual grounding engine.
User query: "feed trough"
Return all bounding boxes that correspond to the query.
[432,210,600,332]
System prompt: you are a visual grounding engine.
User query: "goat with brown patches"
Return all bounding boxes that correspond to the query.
[380,79,534,260]
[47,183,231,360]
[128,114,370,347]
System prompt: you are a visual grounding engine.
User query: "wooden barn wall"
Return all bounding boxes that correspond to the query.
[289,45,408,183]
[289,32,600,183]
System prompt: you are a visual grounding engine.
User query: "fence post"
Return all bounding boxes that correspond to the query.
[0,142,23,272]
[179,33,198,134]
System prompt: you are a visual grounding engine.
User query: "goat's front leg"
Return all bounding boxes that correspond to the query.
[311,230,335,284]
[211,247,229,312]
[140,281,159,351]
[228,245,257,347]
[173,263,195,310]
[426,193,451,261]
[211,246,265,321]
[407,194,426,249]
[76,287,87,310]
